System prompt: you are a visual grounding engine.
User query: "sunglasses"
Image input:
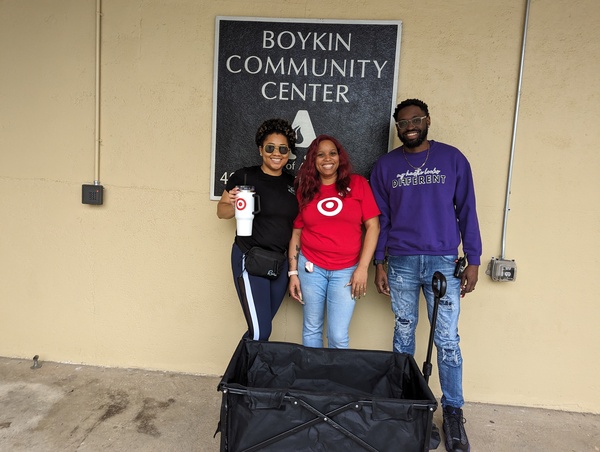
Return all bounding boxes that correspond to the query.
[263,144,290,155]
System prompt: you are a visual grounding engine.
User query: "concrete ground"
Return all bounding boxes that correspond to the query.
[1,356,599,452]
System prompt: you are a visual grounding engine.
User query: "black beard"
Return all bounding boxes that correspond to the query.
[399,127,429,149]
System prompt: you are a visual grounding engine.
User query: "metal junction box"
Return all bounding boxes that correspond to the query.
[487,257,517,282]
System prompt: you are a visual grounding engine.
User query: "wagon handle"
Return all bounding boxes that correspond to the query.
[423,271,446,450]
[423,271,446,383]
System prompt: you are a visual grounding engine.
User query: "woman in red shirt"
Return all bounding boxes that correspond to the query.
[288,135,380,348]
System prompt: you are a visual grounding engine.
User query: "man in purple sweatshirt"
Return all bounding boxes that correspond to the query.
[370,98,482,452]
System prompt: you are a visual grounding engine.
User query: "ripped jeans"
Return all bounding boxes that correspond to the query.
[387,255,464,408]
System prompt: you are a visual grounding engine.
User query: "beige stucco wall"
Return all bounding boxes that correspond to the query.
[1,0,599,413]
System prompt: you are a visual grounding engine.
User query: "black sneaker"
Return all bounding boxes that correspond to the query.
[442,406,470,452]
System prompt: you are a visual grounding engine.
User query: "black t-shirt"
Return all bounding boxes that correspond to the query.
[226,166,298,254]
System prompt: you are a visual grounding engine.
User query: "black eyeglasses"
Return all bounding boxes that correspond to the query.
[395,115,428,130]
[263,144,290,154]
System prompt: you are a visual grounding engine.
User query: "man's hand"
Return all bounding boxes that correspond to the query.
[460,265,479,297]
[374,265,390,296]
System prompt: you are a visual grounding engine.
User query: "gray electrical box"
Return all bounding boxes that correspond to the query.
[82,184,104,205]
[487,257,517,282]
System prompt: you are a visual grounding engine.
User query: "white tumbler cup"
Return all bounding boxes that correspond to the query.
[234,186,260,236]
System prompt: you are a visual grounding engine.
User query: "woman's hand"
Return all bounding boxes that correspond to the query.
[216,187,240,219]
[226,187,240,205]
[288,275,303,304]
[349,266,369,299]
[287,228,303,304]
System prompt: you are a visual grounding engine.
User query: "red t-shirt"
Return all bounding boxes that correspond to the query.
[293,174,380,270]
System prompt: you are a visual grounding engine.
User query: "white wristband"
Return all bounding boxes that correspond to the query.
[288,270,299,277]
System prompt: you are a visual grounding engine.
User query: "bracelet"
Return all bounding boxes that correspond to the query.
[373,259,386,267]
[288,270,299,277]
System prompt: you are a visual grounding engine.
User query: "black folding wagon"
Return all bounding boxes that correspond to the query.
[217,340,438,451]
[216,273,447,452]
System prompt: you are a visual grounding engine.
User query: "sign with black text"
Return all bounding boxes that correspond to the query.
[210,17,402,199]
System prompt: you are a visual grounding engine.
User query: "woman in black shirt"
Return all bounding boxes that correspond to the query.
[217,118,298,340]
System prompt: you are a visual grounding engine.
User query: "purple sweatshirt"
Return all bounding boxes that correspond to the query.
[370,140,482,265]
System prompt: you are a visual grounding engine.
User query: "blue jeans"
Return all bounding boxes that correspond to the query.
[387,255,464,408]
[298,253,357,349]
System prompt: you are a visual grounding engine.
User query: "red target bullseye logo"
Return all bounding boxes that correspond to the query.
[236,198,247,210]
[317,197,343,216]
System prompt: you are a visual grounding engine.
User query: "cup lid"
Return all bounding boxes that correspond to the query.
[237,185,254,191]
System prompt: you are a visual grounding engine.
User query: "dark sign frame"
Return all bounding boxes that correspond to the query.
[210,16,402,199]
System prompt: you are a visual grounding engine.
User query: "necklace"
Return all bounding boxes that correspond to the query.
[402,144,430,170]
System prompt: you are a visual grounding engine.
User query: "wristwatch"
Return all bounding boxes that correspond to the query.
[373,259,386,267]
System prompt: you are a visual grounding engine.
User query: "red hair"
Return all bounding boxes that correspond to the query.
[295,134,353,210]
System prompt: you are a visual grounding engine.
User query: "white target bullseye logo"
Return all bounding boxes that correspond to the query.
[317,197,343,216]
[236,198,247,210]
